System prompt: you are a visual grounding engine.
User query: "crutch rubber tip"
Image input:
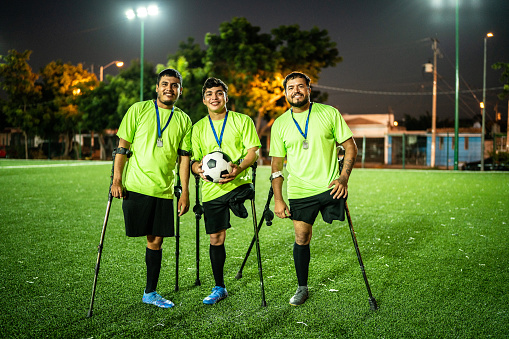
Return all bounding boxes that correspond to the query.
[195,279,201,286]
[87,310,93,318]
[369,297,378,311]
[235,272,242,279]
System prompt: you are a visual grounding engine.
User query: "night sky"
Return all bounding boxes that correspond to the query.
[2,0,509,123]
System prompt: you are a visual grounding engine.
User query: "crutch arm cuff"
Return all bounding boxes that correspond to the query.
[115,147,132,158]
[270,171,284,182]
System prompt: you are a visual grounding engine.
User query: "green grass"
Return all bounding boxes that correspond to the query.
[1,161,508,338]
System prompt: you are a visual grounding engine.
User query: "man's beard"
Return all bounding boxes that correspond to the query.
[288,94,309,108]
[159,93,179,106]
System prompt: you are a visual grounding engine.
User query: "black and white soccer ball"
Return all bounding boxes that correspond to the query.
[202,151,233,183]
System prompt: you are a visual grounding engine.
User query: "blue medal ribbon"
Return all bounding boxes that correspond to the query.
[208,110,228,150]
[155,100,174,139]
[291,102,312,140]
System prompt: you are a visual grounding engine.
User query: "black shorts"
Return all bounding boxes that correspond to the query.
[203,184,254,235]
[289,189,346,225]
[122,191,175,237]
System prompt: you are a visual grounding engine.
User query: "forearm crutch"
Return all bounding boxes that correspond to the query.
[338,157,378,311]
[248,162,267,306]
[235,186,273,280]
[174,167,182,292]
[345,202,378,311]
[87,148,131,317]
[192,173,203,286]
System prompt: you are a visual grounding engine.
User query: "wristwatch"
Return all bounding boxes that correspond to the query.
[270,171,284,182]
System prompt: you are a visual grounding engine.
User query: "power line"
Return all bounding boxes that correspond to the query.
[313,83,503,96]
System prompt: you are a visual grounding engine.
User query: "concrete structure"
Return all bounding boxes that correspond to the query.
[342,113,404,165]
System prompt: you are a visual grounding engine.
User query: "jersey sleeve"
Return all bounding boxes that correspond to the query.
[178,114,193,156]
[333,109,354,144]
[191,120,204,162]
[268,118,286,158]
[117,104,138,143]
[242,116,261,150]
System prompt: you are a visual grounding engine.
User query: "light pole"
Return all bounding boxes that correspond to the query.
[454,0,459,170]
[481,32,493,172]
[428,38,440,168]
[100,61,124,82]
[126,5,159,102]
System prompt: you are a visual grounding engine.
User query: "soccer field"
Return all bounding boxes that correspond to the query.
[1,160,508,338]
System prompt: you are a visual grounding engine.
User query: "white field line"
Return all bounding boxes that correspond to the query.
[0,161,110,169]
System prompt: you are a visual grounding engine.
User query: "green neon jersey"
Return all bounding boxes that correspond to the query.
[269,102,353,199]
[191,111,261,202]
[117,100,192,199]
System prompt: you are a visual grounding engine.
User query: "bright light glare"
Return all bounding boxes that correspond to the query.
[125,9,135,20]
[137,7,148,18]
[127,5,158,19]
[487,32,493,38]
[116,61,124,67]
[148,5,159,16]
[431,0,442,9]
[480,102,484,109]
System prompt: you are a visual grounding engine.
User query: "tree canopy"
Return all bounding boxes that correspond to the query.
[160,17,341,127]
[0,18,342,158]
[492,62,509,100]
[0,50,42,158]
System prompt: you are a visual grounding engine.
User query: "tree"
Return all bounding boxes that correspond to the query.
[0,49,42,159]
[492,62,509,152]
[492,62,509,99]
[39,61,97,157]
[158,38,211,122]
[78,60,155,159]
[198,18,341,132]
[116,59,157,104]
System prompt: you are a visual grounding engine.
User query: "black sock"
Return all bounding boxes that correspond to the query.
[145,248,162,293]
[209,244,226,288]
[293,242,310,287]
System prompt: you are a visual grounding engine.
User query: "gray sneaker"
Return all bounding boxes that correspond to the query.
[289,286,309,306]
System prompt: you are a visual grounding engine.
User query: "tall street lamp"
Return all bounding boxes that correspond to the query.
[426,38,440,168]
[126,5,159,102]
[100,61,124,82]
[481,32,493,172]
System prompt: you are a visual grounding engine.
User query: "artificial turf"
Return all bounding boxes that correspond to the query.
[0,160,507,338]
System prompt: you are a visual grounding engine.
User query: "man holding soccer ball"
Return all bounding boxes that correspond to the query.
[191,77,261,305]
[270,71,358,306]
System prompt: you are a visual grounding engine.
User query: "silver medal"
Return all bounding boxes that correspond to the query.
[157,138,163,147]
[302,140,309,150]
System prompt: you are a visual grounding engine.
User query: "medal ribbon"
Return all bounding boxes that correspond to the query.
[155,101,174,139]
[291,103,312,140]
[208,110,228,149]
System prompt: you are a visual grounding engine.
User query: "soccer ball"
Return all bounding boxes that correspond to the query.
[202,151,233,183]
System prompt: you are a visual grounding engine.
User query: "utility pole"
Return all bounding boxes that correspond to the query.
[481,33,494,171]
[430,38,439,168]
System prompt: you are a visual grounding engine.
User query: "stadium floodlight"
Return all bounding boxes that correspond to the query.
[125,5,159,101]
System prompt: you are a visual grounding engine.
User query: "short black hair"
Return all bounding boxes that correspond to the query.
[157,68,183,86]
[283,72,311,91]
[202,77,228,98]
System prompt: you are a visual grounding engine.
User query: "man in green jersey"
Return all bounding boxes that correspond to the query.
[111,68,192,308]
[191,77,261,305]
[270,71,358,306]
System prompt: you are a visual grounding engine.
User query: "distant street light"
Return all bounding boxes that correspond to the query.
[126,5,159,101]
[99,61,124,82]
[481,32,493,172]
